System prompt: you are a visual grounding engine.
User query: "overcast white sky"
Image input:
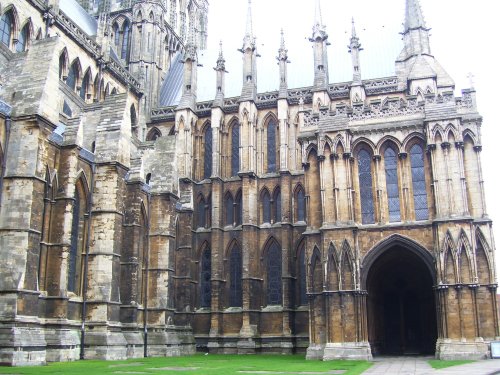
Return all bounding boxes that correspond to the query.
[201,0,500,279]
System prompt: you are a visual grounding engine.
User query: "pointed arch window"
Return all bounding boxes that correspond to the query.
[225,193,234,226]
[229,245,242,307]
[410,144,428,220]
[59,53,66,80]
[16,23,29,52]
[66,62,79,91]
[267,120,277,173]
[80,70,90,100]
[203,126,212,179]
[266,241,282,305]
[262,190,271,224]
[146,128,162,141]
[200,247,211,308]
[121,21,130,60]
[384,147,400,222]
[231,122,240,176]
[0,11,13,48]
[357,150,375,224]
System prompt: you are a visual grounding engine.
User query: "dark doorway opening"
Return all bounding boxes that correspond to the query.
[366,246,437,356]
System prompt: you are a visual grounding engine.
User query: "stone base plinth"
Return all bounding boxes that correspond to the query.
[82,329,128,360]
[44,327,80,362]
[146,326,195,357]
[436,339,489,360]
[321,342,372,361]
[0,325,47,366]
[306,344,325,360]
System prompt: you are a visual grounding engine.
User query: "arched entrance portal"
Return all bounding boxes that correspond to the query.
[364,239,437,356]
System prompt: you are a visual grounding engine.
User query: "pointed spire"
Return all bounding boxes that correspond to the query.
[311,0,327,41]
[242,0,256,51]
[277,29,290,98]
[246,0,253,37]
[398,0,431,60]
[215,41,225,72]
[240,0,258,101]
[310,0,329,89]
[348,18,362,83]
[404,0,427,31]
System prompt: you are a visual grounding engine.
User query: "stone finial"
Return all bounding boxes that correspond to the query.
[277,29,290,98]
[213,41,227,107]
[348,18,363,83]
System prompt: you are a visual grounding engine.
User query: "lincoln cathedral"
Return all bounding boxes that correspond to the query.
[0,0,498,366]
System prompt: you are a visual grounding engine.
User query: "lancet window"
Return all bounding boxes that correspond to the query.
[384,147,401,222]
[229,245,242,307]
[266,241,282,305]
[410,144,429,220]
[357,149,375,224]
[200,247,211,308]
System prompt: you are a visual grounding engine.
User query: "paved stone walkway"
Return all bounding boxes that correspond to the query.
[363,357,500,375]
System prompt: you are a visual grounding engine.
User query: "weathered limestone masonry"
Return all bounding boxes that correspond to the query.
[0,0,498,367]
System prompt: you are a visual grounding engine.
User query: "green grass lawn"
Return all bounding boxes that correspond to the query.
[428,359,475,369]
[0,354,372,375]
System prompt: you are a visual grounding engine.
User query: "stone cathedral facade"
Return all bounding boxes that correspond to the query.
[0,0,498,367]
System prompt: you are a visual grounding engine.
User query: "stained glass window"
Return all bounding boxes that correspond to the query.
[267,120,277,172]
[16,24,29,52]
[299,246,307,306]
[384,147,401,222]
[267,242,282,305]
[262,191,271,224]
[410,144,429,220]
[229,246,242,307]
[0,11,12,48]
[204,127,212,179]
[296,187,306,222]
[66,62,78,91]
[231,123,239,176]
[68,189,80,293]
[200,248,211,308]
[235,191,242,226]
[225,193,234,226]
[274,189,281,223]
[358,150,375,224]
[121,21,129,60]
